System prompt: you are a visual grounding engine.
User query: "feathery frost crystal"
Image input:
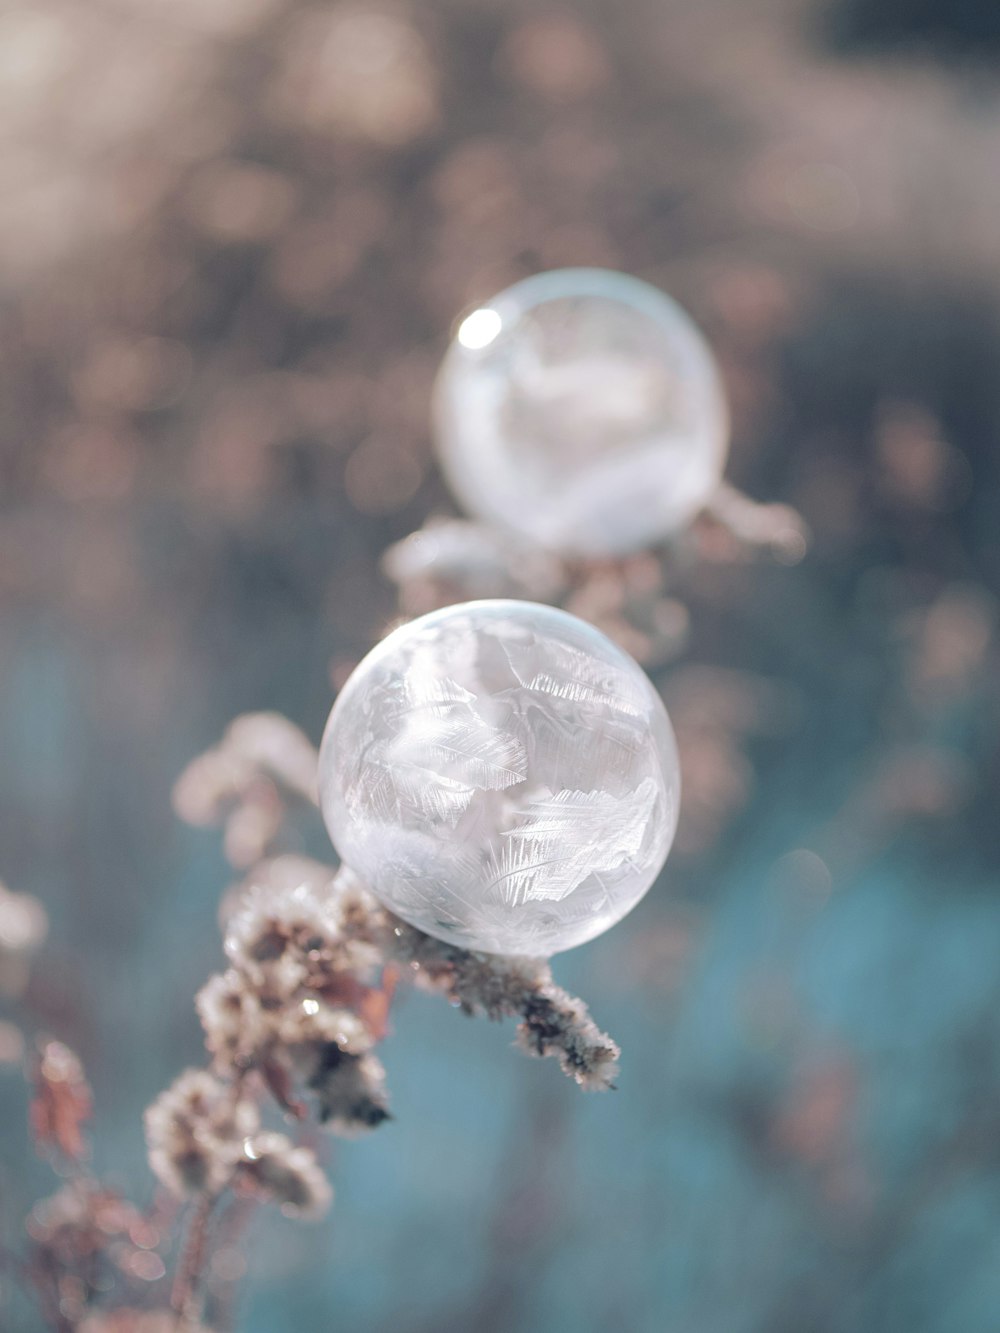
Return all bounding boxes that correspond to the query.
[319,600,679,955]
[433,268,729,556]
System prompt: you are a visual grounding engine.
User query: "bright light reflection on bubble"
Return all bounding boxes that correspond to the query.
[456,306,502,350]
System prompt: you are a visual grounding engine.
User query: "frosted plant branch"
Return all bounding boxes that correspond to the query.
[131,467,801,1320]
[138,712,623,1321]
[170,714,622,1094]
[197,856,621,1103]
[698,482,810,564]
[382,483,807,667]
[381,902,621,1089]
[172,712,320,867]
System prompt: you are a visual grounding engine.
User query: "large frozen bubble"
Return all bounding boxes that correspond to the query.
[433,268,729,557]
[319,600,680,955]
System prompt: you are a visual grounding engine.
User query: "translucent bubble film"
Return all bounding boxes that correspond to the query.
[319,600,679,955]
[433,268,729,557]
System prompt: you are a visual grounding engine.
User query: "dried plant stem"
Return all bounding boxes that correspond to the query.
[171,1192,216,1330]
[209,1196,259,1333]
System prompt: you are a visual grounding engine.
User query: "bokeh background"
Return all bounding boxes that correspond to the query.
[3,0,1000,1328]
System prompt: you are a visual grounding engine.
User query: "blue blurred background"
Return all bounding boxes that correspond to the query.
[2,0,1000,1329]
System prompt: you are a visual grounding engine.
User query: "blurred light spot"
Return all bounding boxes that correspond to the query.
[118,0,280,38]
[876,401,971,512]
[72,335,192,412]
[457,307,502,350]
[0,888,47,952]
[747,152,860,234]
[785,163,859,232]
[773,526,809,565]
[345,435,424,515]
[499,15,611,103]
[269,189,388,307]
[212,1245,247,1282]
[45,426,138,503]
[59,1277,86,1320]
[910,584,995,699]
[128,1249,166,1282]
[128,1219,160,1249]
[708,263,797,341]
[0,9,72,104]
[775,1056,857,1166]
[768,848,833,911]
[431,140,521,230]
[0,1020,25,1064]
[276,6,439,145]
[874,746,968,820]
[64,522,142,620]
[184,162,297,243]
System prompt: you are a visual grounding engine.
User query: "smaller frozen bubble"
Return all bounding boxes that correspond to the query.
[433,268,729,557]
[318,600,680,956]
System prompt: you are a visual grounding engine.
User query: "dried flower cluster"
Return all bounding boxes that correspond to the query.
[169,713,622,1101]
[9,1040,195,1330]
[148,858,620,1215]
[145,1070,259,1200]
[26,1180,161,1328]
[195,861,392,1138]
[144,1068,331,1220]
[124,712,624,1327]
[152,760,621,1175]
[169,709,624,1103]
[30,1040,94,1163]
[384,491,807,669]
[172,714,319,868]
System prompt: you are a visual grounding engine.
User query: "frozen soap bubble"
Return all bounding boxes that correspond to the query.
[433,268,729,558]
[319,600,679,956]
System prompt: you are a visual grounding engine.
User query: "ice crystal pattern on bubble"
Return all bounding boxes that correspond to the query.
[489,779,659,907]
[319,601,679,955]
